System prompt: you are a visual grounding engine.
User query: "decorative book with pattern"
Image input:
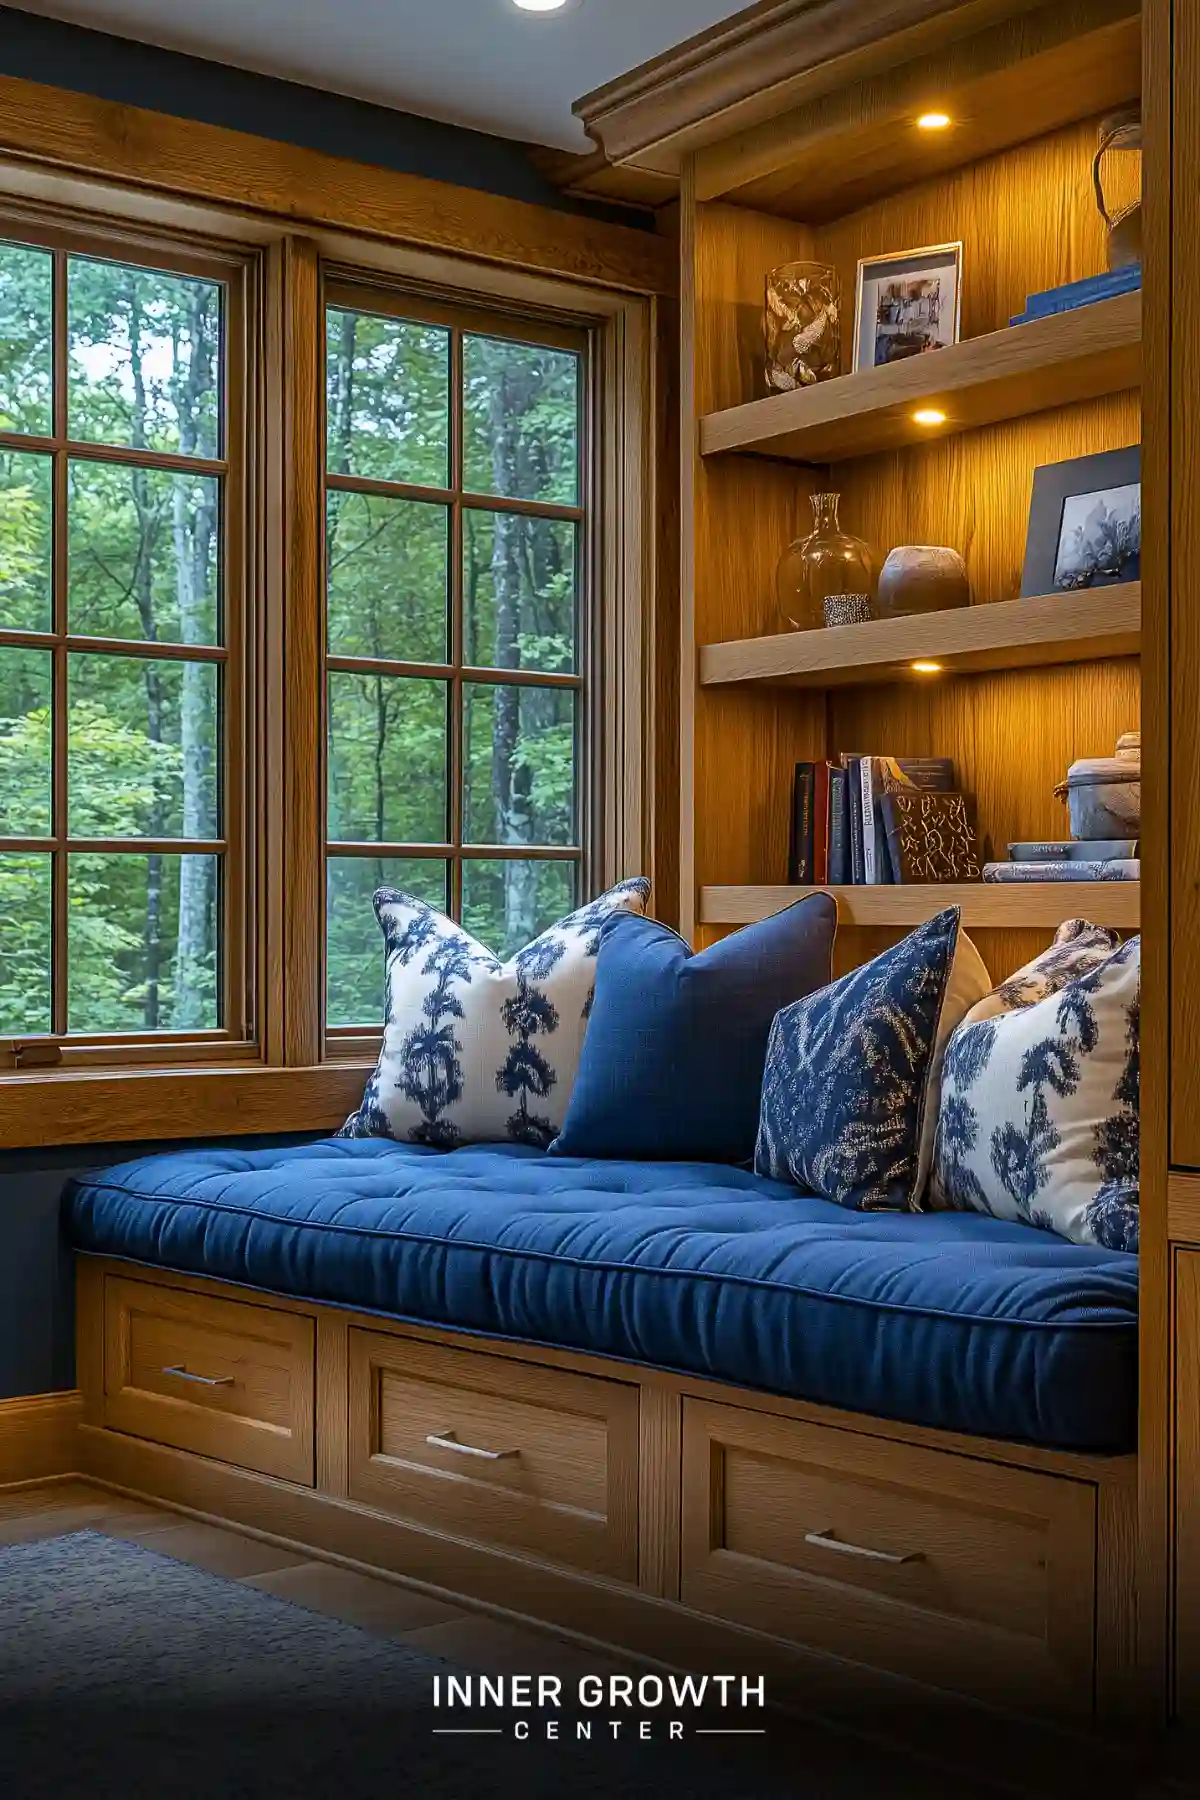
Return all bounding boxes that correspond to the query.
[880,791,981,883]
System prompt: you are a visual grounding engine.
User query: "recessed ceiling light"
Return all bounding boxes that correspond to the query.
[911,661,943,675]
[917,112,951,131]
[513,0,569,10]
[912,408,947,426]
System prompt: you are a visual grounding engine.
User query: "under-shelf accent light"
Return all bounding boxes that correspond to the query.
[513,0,569,9]
[912,408,947,427]
[911,661,944,675]
[917,111,951,131]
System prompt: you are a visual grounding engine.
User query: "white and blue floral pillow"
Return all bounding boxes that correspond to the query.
[340,878,651,1150]
[930,936,1140,1251]
[754,908,990,1211]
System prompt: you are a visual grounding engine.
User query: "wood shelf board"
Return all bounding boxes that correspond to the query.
[699,585,1141,689]
[696,4,1140,219]
[699,883,1142,929]
[698,291,1142,464]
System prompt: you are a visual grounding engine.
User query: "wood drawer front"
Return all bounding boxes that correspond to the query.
[681,1400,1097,1714]
[347,1330,639,1581]
[103,1277,315,1485]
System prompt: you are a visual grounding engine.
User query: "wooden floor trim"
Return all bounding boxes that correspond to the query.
[0,1390,82,1487]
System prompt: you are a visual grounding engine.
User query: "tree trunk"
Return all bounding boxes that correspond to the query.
[170,284,217,1029]
[485,355,539,947]
[125,280,164,1030]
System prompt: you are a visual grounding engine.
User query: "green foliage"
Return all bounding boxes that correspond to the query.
[0,251,583,1038]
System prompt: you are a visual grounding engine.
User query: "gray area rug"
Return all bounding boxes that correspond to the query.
[0,1530,899,1800]
[0,1530,1159,1800]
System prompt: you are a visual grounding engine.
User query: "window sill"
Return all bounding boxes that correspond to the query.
[0,1062,372,1150]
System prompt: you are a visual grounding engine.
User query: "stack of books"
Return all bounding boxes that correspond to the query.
[1009,264,1141,326]
[982,840,1140,883]
[788,756,981,885]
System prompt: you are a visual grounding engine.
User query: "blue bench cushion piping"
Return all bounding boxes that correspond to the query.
[63,1139,1138,1453]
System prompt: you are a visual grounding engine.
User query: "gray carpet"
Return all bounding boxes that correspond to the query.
[0,1530,880,1800]
[0,1530,1156,1800]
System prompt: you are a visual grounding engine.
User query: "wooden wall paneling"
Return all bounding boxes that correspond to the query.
[1139,0,1172,1723]
[684,194,828,935]
[811,117,1141,369]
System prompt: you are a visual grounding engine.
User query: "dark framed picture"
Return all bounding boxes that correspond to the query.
[1020,445,1141,596]
[852,242,962,373]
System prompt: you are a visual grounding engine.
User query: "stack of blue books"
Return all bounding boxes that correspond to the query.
[1010,263,1141,326]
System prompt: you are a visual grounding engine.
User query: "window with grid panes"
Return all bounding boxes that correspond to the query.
[323,287,587,1031]
[0,228,247,1053]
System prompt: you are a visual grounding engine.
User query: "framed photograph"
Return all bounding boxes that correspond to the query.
[853,242,962,373]
[1020,445,1141,597]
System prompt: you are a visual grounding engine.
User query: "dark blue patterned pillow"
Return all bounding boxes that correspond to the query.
[755,908,985,1210]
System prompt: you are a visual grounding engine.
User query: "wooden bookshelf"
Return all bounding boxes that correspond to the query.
[699,585,1141,689]
[698,290,1141,464]
[699,883,1142,931]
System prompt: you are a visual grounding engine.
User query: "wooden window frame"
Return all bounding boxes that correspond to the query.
[0,202,260,1071]
[321,275,594,1052]
[0,81,669,1143]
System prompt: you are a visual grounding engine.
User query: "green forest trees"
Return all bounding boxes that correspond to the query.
[0,238,582,1039]
[0,243,220,1037]
[323,304,581,1025]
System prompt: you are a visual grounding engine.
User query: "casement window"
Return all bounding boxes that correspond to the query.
[322,284,590,1034]
[0,96,661,1141]
[0,223,250,1063]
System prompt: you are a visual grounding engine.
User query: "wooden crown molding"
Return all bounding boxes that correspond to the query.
[0,73,674,297]
[574,0,1054,175]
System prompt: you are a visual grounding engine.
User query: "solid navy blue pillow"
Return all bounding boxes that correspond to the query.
[549,895,837,1165]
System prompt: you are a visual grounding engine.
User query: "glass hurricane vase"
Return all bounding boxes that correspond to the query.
[777,493,875,631]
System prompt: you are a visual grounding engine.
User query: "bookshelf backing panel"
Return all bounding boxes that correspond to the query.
[695,0,1140,220]
[827,657,1141,860]
[810,117,1141,371]
[689,201,828,899]
[834,393,1141,617]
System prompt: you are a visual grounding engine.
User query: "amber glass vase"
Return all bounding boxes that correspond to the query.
[776,493,875,631]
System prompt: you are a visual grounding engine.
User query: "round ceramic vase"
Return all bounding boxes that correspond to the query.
[876,546,970,618]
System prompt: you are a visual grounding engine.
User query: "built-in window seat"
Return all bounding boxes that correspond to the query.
[64,1138,1138,1726]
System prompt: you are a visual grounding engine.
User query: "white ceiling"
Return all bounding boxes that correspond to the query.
[4,0,751,151]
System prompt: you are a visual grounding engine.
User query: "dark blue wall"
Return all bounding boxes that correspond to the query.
[0,1136,325,1401]
[0,5,635,220]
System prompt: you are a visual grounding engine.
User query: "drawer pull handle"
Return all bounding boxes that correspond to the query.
[425,1430,519,1462]
[162,1364,235,1388]
[804,1528,923,1566]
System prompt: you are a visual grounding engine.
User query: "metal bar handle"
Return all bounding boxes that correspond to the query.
[804,1528,923,1566]
[426,1430,519,1462]
[162,1364,236,1388]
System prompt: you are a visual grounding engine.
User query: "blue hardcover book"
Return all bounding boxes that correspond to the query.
[1011,265,1141,326]
[828,767,849,885]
